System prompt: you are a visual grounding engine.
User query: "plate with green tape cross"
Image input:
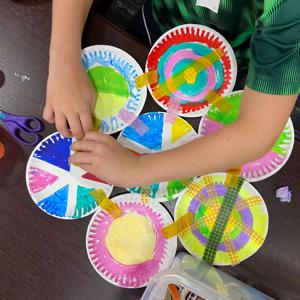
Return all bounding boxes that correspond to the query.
[174,173,269,266]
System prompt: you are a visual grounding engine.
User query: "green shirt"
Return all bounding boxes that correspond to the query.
[152,0,300,95]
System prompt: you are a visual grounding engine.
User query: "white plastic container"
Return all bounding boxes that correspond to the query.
[141,253,275,300]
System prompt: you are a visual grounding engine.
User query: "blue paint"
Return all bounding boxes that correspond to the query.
[121,112,164,151]
[110,116,119,132]
[157,42,224,104]
[126,98,139,111]
[129,182,159,198]
[34,133,72,172]
[37,185,69,218]
[72,186,97,219]
[100,120,109,133]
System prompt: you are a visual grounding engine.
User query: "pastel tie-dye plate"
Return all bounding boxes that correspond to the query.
[117,111,198,201]
[174,173,269,266]
[26,132,113,219]
[86,193,177,288]
[146,24,237,118]
[199,91,295,181]
[81,45,147,134]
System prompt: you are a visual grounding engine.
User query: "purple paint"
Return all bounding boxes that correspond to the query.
[87,202,167,288]
[28,167,58,193]
[187,183,253,251]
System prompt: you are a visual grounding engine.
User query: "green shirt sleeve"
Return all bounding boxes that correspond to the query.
[246,0,300,95]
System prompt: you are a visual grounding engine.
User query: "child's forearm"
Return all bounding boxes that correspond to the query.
[50,0,93,64]
[135,87,297,185]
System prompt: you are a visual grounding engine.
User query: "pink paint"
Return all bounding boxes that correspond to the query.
[87,202,167,288]
[201,117,224,136]
[118,108,149,136]
[165,49,216,102]
[29,167,58,193]
[241,151,285,179]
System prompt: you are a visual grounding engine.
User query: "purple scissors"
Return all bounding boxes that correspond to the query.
[0,110,44,146]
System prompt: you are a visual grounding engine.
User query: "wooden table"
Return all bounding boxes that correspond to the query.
[1,2,299,300]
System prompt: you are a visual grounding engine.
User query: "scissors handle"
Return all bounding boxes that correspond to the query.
[1,111,44,133]
[3,121,42,146]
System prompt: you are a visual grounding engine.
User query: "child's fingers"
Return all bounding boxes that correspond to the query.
[69,152,94,164]
[43,102,55,124]
[67,113,84,140]
[71,140,95,152]
[56,113,71,137]
[73,163,96,175]
[80,112,93,134]
[84,131,102,142]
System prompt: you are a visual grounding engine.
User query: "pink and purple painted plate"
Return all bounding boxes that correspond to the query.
[86,193,177,288]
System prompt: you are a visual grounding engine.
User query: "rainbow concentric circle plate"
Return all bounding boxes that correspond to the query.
[117,111,198,201]
[199,91,295,182]
[81,45,147,134]
[146,24,237,118]
[26,132,113,219]
[174,173,269,266]
[86,193,177,288]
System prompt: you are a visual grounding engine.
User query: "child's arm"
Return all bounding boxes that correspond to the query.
[43,0,95,140]
[69,87,297,187]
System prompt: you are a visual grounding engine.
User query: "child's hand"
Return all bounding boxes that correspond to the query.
[43,58,96,140]
[69,132,140,188]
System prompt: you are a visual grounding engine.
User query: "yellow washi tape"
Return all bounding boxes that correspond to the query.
[161,212,193,239]
[90,189,123,219]
[204,91,232,113]
[135,70,158,89]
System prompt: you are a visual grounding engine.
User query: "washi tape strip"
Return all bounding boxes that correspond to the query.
[204,91,232,113]
[161,212,193,239]
[141,185,150,204]
[118,108,149,136]
[135,70,158,89]
[166,95,182,124]
[90,189,123,219]
[202,175,244,264]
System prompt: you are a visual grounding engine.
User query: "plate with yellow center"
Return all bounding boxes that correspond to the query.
[174,173,269,266]
[81,45,147,134]
[86,193,177,288]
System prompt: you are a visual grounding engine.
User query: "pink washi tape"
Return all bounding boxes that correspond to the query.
[118,108,149,136]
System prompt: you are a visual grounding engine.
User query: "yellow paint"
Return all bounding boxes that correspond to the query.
[94,92,127,119]
[171,117,192,143]
[105,213,156,265]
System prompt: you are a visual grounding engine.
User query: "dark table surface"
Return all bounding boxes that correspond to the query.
[0,1,300,300]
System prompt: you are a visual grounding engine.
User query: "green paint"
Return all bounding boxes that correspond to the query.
[272,127,292,155]
[87,66,129,97]
[167,179,190,201]
[207,92,243,126]
[87,66,130,120]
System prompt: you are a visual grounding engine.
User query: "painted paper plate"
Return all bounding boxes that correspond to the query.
[199,91,295,181]
[26,132,113,219]
[81,45,147,134]
[174,173,269,266]
[146,24,237,118]
[86,193,177,288]
[117,111,198,201]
